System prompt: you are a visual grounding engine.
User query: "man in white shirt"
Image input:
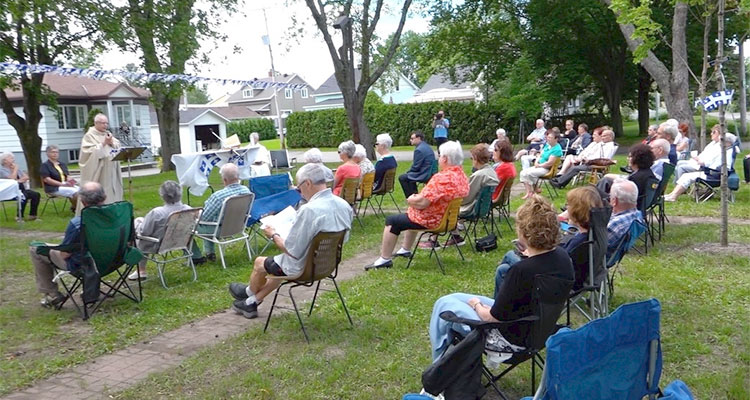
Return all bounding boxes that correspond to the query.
[551,129,617,189]
[664,133,736,202]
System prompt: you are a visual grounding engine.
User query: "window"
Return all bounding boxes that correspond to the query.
[68,149,80,162]
[115,105,133,127]
[57,105,86,130]
[284,88,293,99]
[300,88,309,98]
[242,89,254,98]
[135,105,142,126]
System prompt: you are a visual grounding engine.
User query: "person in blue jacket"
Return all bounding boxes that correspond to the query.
[399,130,436,198]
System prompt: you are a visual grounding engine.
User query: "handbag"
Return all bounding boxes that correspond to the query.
[475,234,497,252]
[585,158,616,167]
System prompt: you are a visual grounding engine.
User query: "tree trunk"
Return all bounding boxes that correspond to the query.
[739,35,747,140]
[699,12,713,150]
[153,95,181,172]
[603,83,624,139]
[0,75,45,188]
[637,66,652,135]
[717,0,728,247]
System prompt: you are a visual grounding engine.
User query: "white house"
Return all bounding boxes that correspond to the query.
[304,70,420,111]
[406,72,481,104]
[0,75,151,170]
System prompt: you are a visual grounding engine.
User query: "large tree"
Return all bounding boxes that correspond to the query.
[0,0,103,187]
[105,0,237,172]
[304,0,413,158]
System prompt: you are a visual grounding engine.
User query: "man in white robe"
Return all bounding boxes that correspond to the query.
[77,114,123,214]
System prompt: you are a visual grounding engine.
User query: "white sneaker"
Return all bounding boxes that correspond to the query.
[419,388,445,400]
[127,271,147,281]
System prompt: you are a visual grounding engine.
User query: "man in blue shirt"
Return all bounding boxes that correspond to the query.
[29,182,106,307]
[399,130,436,198]
[432,110,450,147]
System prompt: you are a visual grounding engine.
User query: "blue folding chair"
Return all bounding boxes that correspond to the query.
[523,298,694,400]
[247,174,302,253]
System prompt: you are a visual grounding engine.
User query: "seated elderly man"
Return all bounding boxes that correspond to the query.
[655,120,679,165]
[399,130,436,199]
[228,163,353,319]
[302,148,334,183]
[28,182,105,307]
[365,141,469,269]
[550,128,617,189]
[373,133,397,191]
[664,132,736,202]
[606,179,643,259]
[195,163,251,260]
[649,138,671,181]
[558,127,602,176]
[128,180,201,280]
[353,144,375,177]
[0,152,41,221]
[40,145,79,211]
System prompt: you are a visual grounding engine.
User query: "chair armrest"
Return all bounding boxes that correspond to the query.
[198,221,218,226]
[439,311,538,330]
[137,234,160,243]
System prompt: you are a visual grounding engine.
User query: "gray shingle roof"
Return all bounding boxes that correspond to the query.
[416,72,472,94]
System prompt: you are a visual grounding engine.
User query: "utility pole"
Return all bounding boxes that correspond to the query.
[717,0,728,247]
[263,8,285,149]
[739,34,747,139]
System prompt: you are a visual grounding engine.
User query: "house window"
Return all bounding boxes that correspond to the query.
[68,149,80,162]
[300,88,308,98]
[284,88,293,99]
[115,105,133,127]
[57,105,86,130]
[242,89,254,98]
[135,105,142,126]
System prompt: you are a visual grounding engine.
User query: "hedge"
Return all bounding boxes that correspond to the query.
[286,101,507,148]
[226,118,277,142]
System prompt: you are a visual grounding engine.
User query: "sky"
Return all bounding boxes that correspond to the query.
[99,0,432,100]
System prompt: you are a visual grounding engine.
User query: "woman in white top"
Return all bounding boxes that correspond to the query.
[249,132,272,177]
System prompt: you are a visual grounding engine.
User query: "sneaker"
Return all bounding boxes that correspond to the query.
[444,234,465,247]
[192,256,207,265]
[41,292,66,308]
[392,250,412,258]
[228,282,249,301]
[127,271,147,281]
[418,239,441,249]
[232,299,258,319]
[364,259,393,271]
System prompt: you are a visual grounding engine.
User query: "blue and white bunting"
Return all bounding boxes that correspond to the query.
[0,62,307,90]
[697,89,734,111]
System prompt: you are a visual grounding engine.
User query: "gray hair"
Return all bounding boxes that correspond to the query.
[376,133,393,149]
[296,162,327,185]
[724,132,737,144]
[611,178,638,206]
[665,118,679,128]
[648,124,659,132]
[303,148,323,163]
[79,182,106,206]
[94,113,108,123]
[0,152,13,165]
[250,132,260,144]
[651,138,670,156]
[353,144,367,159]
[659,122,678,140]
[45,145,59,152]
[439,140,464,166]
[338,140,356,158]
[159,180,182,204]
[496,128,506,137]
[219,163,240,183]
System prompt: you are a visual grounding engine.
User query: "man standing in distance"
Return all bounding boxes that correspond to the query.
[432,110,450,147]
[77,114,122,213]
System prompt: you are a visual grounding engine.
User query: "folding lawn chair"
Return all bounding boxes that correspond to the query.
[195,193,254,269]
[137,208,202,288]
[693,146,740,203]
[425,274,574,400]
[356,171,376,217]
[37,201,144,320]
[639,177,660,254]
[533,158,561,199]
[263,230,353,343]
[246,174,302,253]
[406,197,465,274]
[41,191,74,216]
[647,163,675,241]
[338,177,362,228]
[369,167,400,217]
[607,218,647,296]
[523,298,694,400]
[460,184,497,249]
[491,176,515,234]
[269,149,296,172]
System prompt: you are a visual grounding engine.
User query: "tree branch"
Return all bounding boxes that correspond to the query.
[0,89,27,132]
[366,0,412,94]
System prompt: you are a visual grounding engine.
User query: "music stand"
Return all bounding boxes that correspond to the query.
[112,147,146,203]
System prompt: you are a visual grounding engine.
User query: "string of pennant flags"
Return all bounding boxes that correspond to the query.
[0,62,307,90]
[695,89,734,111]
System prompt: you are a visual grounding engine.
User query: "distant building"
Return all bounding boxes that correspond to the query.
[304,70,420,111]
[406,72,481,103]
[0,75,151,170]
[226,73,314,131]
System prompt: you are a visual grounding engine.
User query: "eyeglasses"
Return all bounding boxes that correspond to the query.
[374,143,380,146]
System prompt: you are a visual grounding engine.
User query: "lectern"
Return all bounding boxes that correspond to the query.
[112,147,146,203]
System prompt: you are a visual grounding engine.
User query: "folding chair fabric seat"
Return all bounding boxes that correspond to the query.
[460,185,497,248]
[406,197,465,274]
[533,158,561,199]
[246,174,302,253]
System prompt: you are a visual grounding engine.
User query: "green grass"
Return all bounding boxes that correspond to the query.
[1,158,749,398]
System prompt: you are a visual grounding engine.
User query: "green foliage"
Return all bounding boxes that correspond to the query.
[286,101,506,147]
[373,31,431,93]
[186,84,211,104]
[226,118,277,142]
[83,108,105,133]
[608,0,663,63]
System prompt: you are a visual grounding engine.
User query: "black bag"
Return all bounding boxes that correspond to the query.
[475,234,497,252]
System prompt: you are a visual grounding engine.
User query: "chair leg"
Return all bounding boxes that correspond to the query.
[388,192,401,213]
[157,260,169,288]
[406,232,428,269]
[244,237,253,262]
[287,285,310,343]
[263,284,283,333]
[331,277,353,325]
[309,280,322,316]
[217,243,227,269]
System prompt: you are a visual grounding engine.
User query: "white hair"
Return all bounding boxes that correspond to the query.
[303,148,323,163]
[724,133,737,144]
[0,152,13,165]
[338,140,356,158]
[659,122,678,140]
[220,163,240,183]
[296,162,327,185]
[651,138,670,155]
[611,178,638,206]
[665,118,679,128]
[376,133,393,149]
[496,128,506,137]
[353,144,367,159]
[439,140,464,166]
[250,132,260,144]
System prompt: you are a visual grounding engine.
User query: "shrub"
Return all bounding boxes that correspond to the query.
[227,118,277,142]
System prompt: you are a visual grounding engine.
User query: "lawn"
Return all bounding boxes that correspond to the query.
[1,158,748,398]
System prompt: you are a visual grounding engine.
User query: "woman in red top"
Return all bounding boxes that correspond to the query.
[492,138,517,199]
[332,140,361,196]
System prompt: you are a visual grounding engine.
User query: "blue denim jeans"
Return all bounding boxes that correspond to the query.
[493,250,522,298]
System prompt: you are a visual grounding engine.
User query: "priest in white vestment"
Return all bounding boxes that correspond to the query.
[76,114,123,214]
[249,131,272,177]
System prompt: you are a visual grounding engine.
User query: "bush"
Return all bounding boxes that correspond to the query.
[286,101,507,148]
[226,118,277,142]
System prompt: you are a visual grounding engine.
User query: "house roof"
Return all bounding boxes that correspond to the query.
[226,74,310,104]
[149,105,259,125]
[313,70,362,96]
[3,74,149,101]
[416,72,472,94]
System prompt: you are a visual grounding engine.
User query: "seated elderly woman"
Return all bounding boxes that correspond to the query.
[664,132,736,202]
[0,152,41,221]
[353,144,375,177]
[302,147,334,183]
[373,133,397,191]
[129,180,200,280]
[365,141,469,270]
[561,186,604,291]
[249,132,272,177]
[332,140,361,196]
[429,195,574,361]
[441,143,499,247]
[599,143,655,210]
[40,145,79,212]
[519,129,562,199]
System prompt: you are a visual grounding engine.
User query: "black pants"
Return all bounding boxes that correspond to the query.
[552,165,592,188]
[435,137,448,148]
[399,173,420,199]
[744,156,750,183]
[20,188,40,217]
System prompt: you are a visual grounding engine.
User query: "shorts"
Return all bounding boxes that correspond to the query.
[264,257,286,276]
[385,213,427,235]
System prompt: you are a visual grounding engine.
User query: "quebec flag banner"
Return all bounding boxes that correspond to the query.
[697,89,734,111]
